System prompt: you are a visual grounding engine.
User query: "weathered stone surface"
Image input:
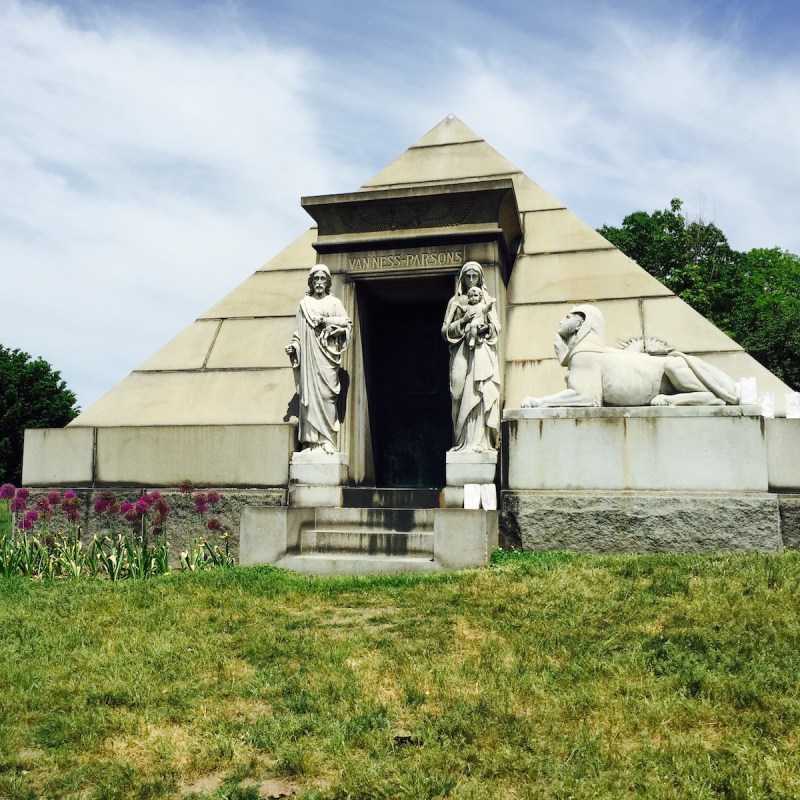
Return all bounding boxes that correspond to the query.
[522,208,615,254]
[199,269,309,320]
[362,140,518,189]
[70,370,297,427]
[206,317,296,369]
[434,509,498,569]
[289,451,349,486]
[136,319,220,371]
[502,491,782,553]
[508,250,672,305]
[240,506,312,566]
[642,296,742,353]
[510,173,564,213]
[504,359,567,410]
[445,451,498,486]
[765,418,800,491]
[288,484,343,508]
[95,425,295,486]
[23,428,95,486]
[505,300,642,362]
[778,495,800,549]
[503,407,767,492]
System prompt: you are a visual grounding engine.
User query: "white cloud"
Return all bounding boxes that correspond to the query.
[0,1,358,407]
[1,0,798,411]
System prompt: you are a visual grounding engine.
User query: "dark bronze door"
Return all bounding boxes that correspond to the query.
[359,277,453,488]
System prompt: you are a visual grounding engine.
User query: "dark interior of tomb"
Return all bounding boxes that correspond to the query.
[357,274,454,488]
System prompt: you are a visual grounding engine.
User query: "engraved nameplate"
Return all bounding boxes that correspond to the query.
[347,247,465,273]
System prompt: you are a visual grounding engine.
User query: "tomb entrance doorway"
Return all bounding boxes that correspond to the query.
[357,275,453,488]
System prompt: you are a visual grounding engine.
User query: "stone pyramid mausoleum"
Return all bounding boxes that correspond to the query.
[24,116,799,565]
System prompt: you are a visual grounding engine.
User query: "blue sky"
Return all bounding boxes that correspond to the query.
[2,0,799,410]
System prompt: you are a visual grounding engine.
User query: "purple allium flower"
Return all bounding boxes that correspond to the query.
[63,489,76,500]
[93,499,110,513]
[145,490,161,504]
[207,490,221,505]
[16,488,30,500]
[35,496,50,511]
[18,517,33,530]
[65,507,81,522]
[10,496,26,513]
[119,501,134,514]
[194,502,209,515]
[134,498,150,517]
[206,518,222,531]
[179,480,193,494]
[62,495,82,510]
[154,498,170,515]
[46,491,62,505]
[192,492,208,504]
[24,510,39,523]
[0,483,15,499]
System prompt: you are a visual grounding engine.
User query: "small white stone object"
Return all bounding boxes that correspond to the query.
[463,484,481,509]
[785,392,800,419]
[739,377,758,405]
[759,392,775,419]
[480,484,497,510]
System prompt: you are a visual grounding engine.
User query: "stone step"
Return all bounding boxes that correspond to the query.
[300,529,434,557]
[278,553,440,576]
[342,488,441,509]
[310,507,435,532]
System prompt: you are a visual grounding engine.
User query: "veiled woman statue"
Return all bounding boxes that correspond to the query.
[285,265,352,454]
[441,261,501,452]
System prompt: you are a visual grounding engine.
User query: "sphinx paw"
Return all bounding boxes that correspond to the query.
[521,396,540,408]
[650,394,672,406]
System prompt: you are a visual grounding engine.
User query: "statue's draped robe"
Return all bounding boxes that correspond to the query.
[291,294,351,449]
[442,289,501,451]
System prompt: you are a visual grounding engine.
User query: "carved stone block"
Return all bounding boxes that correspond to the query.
[445,451,498,486]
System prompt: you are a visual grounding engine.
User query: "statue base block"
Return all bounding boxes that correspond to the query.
[288,485,343,508]
[289,451,349,486]
[445,450,498,486]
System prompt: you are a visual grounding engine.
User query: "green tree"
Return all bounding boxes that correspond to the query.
[0,347,80,485]
[726,248,800,389]
[598,200,800,390]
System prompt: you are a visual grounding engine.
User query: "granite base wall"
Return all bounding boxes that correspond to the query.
[778,494,800,550]
[501,491,783,554]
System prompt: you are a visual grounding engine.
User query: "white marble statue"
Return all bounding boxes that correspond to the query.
[521,304,740,408]
[285,265,352,453]
[442,261,501,451]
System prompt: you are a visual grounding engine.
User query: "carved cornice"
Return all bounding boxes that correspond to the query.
[335,196,475,233]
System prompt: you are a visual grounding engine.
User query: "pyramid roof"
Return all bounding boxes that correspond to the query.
[69,115,792,426]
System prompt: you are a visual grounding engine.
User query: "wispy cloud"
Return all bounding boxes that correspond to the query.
[1,0,798,409]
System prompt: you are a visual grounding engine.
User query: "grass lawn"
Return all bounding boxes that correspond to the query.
[0,550,799,799]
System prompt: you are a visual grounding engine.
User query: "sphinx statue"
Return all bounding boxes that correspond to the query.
[521,304,740,408]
